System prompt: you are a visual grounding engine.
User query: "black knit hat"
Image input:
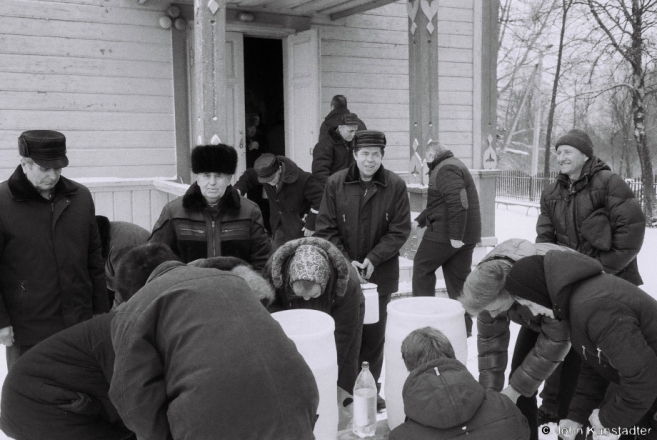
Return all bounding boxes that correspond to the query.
[114,243,180,303]
[191,144,237,175]
[555,129,594,158]
[504,255,552,309]
[354,130,386,149]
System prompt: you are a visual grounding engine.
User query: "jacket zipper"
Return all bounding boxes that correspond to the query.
[179,228,205,234]
[212,221,216,257]
[343,214,346,222]
[20,282,25,315]
[582,345,587,361]
[582,345,605,365]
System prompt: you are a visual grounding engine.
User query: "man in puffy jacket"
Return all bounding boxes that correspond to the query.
[109,260,319,439]
[390,327,529,440]
[536,128,645,286]
[505,252,657,440]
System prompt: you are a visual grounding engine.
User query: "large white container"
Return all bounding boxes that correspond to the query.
[271,309,338,440]
[361,283,379,324]
[384,297,468,430]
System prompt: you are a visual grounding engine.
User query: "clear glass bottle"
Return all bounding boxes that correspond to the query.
[352,361,377,438]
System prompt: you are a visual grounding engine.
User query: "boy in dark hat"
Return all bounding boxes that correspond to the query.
[505,251,657,440]
[390,327,530,440]
[0,130,109,369]
[234,153,323,250]
[316,129,411,410]
[313,112,367,187]
[149,144,271,270]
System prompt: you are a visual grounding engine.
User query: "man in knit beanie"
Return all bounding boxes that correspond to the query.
[534,128,645,433]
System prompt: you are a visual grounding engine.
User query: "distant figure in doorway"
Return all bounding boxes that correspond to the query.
[318,95,367,140]
[411,141,481,336]
[245,114,269,169]
[235,154,323,250]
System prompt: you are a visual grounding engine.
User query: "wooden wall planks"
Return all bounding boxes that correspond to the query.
[0,0,176,181]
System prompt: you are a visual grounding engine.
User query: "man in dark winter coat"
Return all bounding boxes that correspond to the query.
[96,216,150,306]
[505,252,657,440]
[0,130,109,369]
[234,154,324,250]
[264,237,364,394]
[412,140,481,335]
[109,261,320,440]
[312,112,366,187]
[390,327,529,440]
[318,95,367,140]
[536,128,645,286]
[0,243,179,440]
[316,130,411,410]
[150,144,271,270]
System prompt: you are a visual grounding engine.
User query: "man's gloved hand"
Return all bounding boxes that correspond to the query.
[0,326,14,346]
[558,419,583,440]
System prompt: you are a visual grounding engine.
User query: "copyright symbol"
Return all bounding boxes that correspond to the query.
[541,426,550,434]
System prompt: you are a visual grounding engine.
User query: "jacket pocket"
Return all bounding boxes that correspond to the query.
[581,208,612,251]
[220,220,251,241]
[13,281,26,317]
[174,220,206,241]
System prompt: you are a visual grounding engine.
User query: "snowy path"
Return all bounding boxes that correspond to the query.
[0,206,654,439]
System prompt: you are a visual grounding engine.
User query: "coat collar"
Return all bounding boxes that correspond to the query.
[277,156,301,184]
[182,182,241,212]
[556,156,610,190]
[328,127,347,145]
[427,150,454,171]
[344,162,387,186]
[7,165,77,202]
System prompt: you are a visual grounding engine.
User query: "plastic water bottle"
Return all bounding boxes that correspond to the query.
[352,361,377,438]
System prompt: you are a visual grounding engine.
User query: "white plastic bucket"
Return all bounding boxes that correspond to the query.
[361,283,379,324]
[271,309,338,440]
[384,297,468,430]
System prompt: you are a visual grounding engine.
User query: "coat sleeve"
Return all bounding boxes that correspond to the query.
[311,140,333,187]
[88,209,110,314]
[109,311,173,440]
[509,316,571,397]
[233,169,258,197]
[566,361,609,425]
[148,205,179,257]
[302,175,324,232]
[0,217,11,329]
[315,179,349,260]
[536,191,557,244]
[477,311,510,392]
[587,300,657,429]
[331,270,364,391]
[247,207,272,272]
[366,178,411,267]
[598,174,645,274]
[435,165,468,241]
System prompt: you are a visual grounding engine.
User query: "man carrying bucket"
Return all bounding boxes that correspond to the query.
[316,130,412,410]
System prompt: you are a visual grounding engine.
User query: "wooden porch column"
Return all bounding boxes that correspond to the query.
[406,0,499,246]
[193,0,227,146]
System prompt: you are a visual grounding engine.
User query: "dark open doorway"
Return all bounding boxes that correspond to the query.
[244,37,285,163]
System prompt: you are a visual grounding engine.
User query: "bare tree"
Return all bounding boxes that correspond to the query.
[587,0,657,222]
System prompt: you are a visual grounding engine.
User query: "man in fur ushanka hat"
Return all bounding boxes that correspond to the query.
[149,144,271,270]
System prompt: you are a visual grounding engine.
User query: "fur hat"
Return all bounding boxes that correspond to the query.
[191,144,237,175]
[504,255,552,309]
[354,130,386,149]
[555,129,594,158]
[114,243,180,303]
[187,256,275,307]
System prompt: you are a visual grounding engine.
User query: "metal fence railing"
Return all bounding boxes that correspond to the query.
[496,171,657,208]
[496,170,557,203]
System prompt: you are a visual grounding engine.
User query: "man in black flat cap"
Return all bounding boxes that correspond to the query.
[235,153,324,250]
[312,112,367,188]
[0,130,110,369]
[316,130,411,410]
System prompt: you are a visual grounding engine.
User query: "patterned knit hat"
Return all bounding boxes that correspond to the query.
[288,245,331,292]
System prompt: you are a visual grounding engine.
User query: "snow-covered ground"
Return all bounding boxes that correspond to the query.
[0,206,655,439]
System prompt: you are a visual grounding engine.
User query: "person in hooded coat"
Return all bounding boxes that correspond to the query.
[110,260,319,440]
[505,252,657,440]
[0,243,179,440]
[265,236,364,396]
[318,95,367,141]
[389,327,529,440]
